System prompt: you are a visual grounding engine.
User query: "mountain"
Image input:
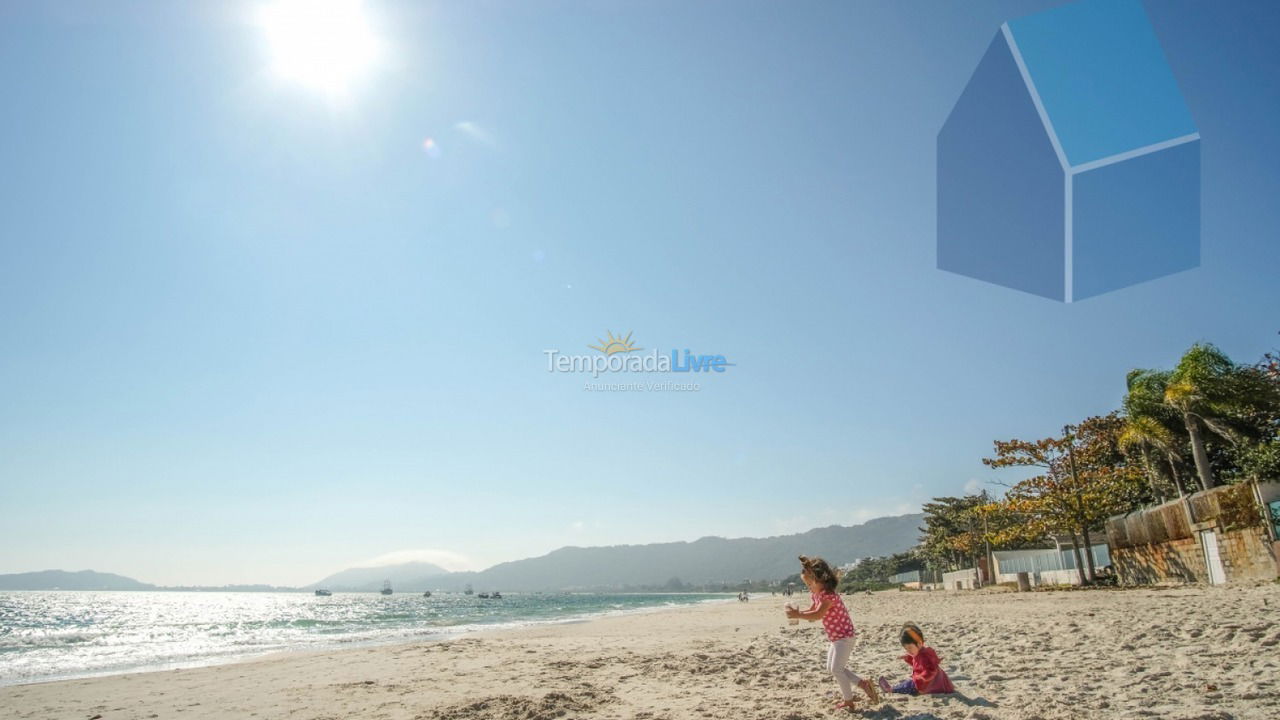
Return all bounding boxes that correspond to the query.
[312,513,924,592]
[0,569,155,591]
[307,561,449,592]
[469,513,925,591]
[5,514,924,593]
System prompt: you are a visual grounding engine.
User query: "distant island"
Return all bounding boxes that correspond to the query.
[0,513,923,592]
[0,569,155,591]
[0,569,299,593]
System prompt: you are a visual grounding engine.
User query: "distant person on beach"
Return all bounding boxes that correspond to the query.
[877,623,955,696]
[785,555,880,709]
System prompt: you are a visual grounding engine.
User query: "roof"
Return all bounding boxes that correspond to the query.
[1003,0,1197,168]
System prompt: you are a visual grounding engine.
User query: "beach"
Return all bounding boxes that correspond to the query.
[3,584,1277,720]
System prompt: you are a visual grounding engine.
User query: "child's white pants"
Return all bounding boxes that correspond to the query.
[826,637,862,700]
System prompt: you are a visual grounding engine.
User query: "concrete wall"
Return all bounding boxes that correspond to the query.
[1260,482,1280,544]
[994,568,1083,586]
[1038,569,1082,585]
[1258,481,1280,507]
[1218,527,1278,583]
[1113,536,1206,585]
[942,568,977,590]
[1113,527,1277,585]
[1108,482,1280,586]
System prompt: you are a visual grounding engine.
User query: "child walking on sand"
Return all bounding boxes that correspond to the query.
[784,555,879,709]
[877,623,955,696]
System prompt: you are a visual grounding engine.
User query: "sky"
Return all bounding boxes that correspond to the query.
[1,0,1278,587]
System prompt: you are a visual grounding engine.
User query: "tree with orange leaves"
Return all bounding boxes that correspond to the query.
[984,413,1146,584]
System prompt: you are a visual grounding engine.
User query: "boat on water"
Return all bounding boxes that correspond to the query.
[477,592,490,599]
[314,589,332,597]
[380,580,393,595]
[422,591,432,598]
[492,591,502,599]
[464,584,473,596]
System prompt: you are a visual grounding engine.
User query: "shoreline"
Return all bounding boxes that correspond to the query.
[0,593,735,689]
[3,584,1277,719]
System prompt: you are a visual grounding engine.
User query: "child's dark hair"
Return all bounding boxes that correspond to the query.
[798,555,839,592]
[900,622,924,646]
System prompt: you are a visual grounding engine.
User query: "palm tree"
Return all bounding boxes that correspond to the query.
[1118,417,1176,500]
[1163,344,1267,491]
[1120,369,1190,498]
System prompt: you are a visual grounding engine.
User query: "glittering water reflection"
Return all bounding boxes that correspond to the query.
[0,591,724,685]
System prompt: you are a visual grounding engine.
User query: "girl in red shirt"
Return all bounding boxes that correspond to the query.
[784,555,880,709]
[877,623,955,696]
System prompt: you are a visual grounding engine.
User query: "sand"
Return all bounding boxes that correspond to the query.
[3,583,1278,720]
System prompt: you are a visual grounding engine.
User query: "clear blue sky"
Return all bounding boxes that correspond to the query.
[2,0,1277,586]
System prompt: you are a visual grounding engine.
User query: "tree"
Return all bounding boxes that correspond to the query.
[983,430,1086,581]
[985,414,1146,583]
[1220,362,1280,483]
[1163,343,1273,490]
[1122,342,1280,490]
[1120,369,1192,499]
[919,494,989,573]
[836,552,921,589]
[969,497,1037,553]
[1262,330,1280,381]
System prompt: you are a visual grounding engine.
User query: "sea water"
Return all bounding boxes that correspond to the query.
[0,591,727,686]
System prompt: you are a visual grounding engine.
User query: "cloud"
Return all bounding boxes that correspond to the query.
[771,501,919,536]
[361,548,476,572]
[964,478,985,495]
[850,503,915,524]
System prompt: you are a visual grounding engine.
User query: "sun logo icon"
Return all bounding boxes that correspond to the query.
[589,330,641,356]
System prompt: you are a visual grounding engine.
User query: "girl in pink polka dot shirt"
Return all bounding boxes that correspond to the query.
[784,555,880,709]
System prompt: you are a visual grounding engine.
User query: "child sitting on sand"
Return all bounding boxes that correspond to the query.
[784,555,879,709]
[877,623,955,696]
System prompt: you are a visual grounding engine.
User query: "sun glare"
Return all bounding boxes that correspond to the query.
[257,0,380,96]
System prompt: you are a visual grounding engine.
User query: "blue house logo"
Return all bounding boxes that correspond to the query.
[938,0,1199,302]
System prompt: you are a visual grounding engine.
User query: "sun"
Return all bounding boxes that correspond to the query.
[589,331,641,356]
[256,0,381,97]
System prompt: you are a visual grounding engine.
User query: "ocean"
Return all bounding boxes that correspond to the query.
[0,590,728,686]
